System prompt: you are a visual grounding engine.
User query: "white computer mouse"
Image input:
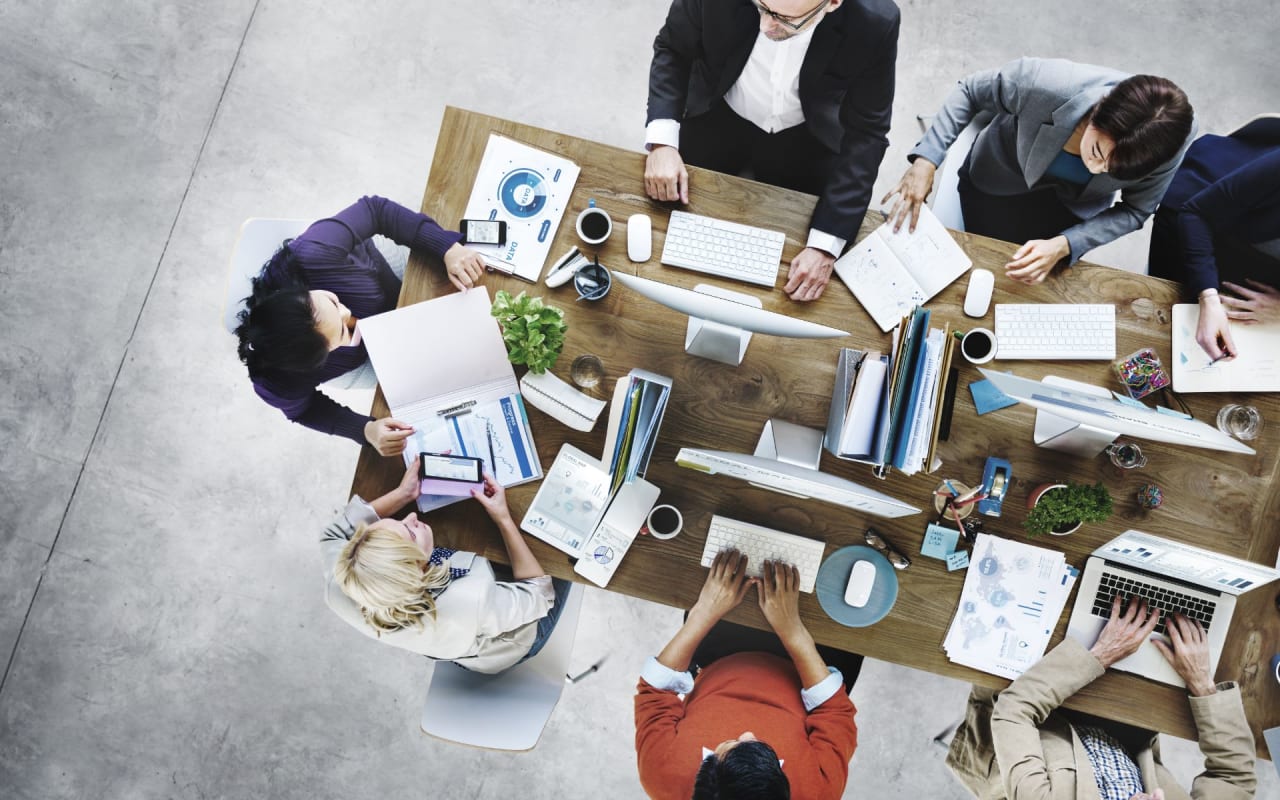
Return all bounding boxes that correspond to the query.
[627,214,652,262]
[844,560,877,608]
[963,268,995,318]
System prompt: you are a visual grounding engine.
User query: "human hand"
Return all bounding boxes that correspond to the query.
[1220,279,1280,325]
[882,159,937,233]
[1195,294,1237,361]
[1089,595,1160,668]
[644,145,689,203]
[1004,236,1070,284]
[1150,614,1216,697]
[756,560,806,643]
[443,243,486,291]
[470,474,513,524]
[783,247,835,302]
[364,417,415,456]
[689,549,751,624]
[396,455,423,503]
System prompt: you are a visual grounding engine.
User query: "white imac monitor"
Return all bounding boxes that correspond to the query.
[612,272,849,366]
[979,369,1256,455]
[675,447,921,518]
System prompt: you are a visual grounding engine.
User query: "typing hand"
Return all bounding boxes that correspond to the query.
[882,159,937,234]
[1150,614,1217,697]
[1004,236,1069,284]
[690,549,751,624]
[364,417,415,457]
[1194,295,1237,361]
[443,243,486,291]
[756,560,806,643]
[1221,279,1280,325]
[1089,595,1160,668]
[644,145,689,204]
[783,247,835,302]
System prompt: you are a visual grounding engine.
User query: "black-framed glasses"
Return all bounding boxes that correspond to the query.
[864,527,911,570]
[752,0,828,31]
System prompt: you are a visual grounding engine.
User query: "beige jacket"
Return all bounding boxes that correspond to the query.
[946,637,1256,800]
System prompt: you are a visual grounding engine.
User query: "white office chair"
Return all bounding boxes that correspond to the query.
[927,111,994,231]
[420,582,586,751]
[223,217,377,392]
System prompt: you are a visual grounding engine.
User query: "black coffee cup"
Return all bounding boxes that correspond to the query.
[961,328,996,364]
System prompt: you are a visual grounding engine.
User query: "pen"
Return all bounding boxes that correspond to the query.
[1207,350,1234,367]
[486,426,497,476]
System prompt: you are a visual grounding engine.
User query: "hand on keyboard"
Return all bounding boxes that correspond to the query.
[1149,614,1217,697]
[783,247,835,302]
[1088,594,1161,668]
[1004,235,1070,285]
[691,549,752,624]
[756,560,806,644]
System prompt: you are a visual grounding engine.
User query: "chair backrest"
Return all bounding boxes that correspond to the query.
[420,582,586,751]
[1229,112,1280,143]
[930,111,995,231]
[223,218,310,334]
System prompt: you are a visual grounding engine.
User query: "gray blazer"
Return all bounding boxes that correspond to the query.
[910,57,1197,262]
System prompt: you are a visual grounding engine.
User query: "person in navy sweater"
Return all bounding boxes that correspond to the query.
[1149,121,1280,360]
[233,196,487,454]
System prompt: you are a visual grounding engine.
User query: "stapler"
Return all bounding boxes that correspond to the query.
[978,457,1012,517]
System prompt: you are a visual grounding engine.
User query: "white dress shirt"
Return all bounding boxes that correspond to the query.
[645,25,845,256]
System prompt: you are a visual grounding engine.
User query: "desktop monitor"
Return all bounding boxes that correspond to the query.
[675,446,921,518]
[612,272,849,365]
[979,369,1256,455]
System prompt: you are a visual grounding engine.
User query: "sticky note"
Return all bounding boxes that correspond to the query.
[922,523,960,559]
[969,379,1018,415]
[1110,391,1146,408]
[946,551,970,571]
[1155,405,1192,419]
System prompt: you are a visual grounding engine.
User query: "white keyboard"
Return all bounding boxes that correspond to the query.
[700,515,826,593]
[661,210,786,287]
[994,303,1116,360]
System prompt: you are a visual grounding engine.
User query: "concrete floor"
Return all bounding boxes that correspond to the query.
[1,1,1276,797]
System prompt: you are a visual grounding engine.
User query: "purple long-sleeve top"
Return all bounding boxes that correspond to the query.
[250,196,462,444]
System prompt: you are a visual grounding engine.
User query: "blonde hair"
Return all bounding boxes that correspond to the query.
[334,523,452,634]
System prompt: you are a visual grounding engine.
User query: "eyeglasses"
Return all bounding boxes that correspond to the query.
[864,527,910,570]
[752,0,829,31]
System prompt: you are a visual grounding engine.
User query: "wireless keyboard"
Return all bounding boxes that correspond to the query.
[660,210,786,288]
[994,303,1116,360]
[700,515,826,593]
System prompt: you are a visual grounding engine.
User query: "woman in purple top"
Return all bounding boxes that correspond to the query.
[233,196,487,455]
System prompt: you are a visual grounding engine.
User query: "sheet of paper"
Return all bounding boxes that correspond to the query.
[833,233,925,332]
[1170,303,1280,392]
[521,445,611,556]
[463,134,581,282]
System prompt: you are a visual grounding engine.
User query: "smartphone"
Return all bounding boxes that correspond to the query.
[419,453,484,484]
[459,219,507,246]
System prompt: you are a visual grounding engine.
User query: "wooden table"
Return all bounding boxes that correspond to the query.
[351,107,1280,756]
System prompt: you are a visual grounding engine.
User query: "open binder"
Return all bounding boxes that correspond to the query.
[824,307,955,476]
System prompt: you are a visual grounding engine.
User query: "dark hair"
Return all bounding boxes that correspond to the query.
[233,244,328,376]
[1089,75,1193,181]
[692,740,789,800]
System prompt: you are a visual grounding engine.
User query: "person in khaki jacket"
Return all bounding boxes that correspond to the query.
[947,594,1257,800]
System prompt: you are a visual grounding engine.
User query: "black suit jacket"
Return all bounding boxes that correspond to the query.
[647,0,899,244]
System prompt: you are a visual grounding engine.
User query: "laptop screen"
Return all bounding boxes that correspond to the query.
[1098,530,1280,596]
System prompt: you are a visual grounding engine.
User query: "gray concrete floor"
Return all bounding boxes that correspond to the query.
[1,1,1276,798]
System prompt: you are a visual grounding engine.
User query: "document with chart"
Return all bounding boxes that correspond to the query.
[833,205,972,332]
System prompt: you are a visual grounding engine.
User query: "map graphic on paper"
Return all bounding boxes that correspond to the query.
[463,134,580,282]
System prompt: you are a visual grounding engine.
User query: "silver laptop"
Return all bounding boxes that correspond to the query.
[1066,529,1280,687]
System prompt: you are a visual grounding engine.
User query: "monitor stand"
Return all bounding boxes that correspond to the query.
[749,419,824,497]
[1032,375,1119,457]
[684,284,759,366]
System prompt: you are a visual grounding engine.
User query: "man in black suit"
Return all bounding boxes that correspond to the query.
[644,0,899,302]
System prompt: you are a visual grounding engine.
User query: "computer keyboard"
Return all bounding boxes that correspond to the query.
[994,303,1116,360]
[660,210,786,287]
[700,515,826,593]
[1091,570,1216,636]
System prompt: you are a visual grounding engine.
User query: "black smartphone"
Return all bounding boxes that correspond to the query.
[419,453,484,483]
[459,219,507,246]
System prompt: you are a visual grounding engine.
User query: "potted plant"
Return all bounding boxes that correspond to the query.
[1024,481,1113,537]
[490,290,568,374]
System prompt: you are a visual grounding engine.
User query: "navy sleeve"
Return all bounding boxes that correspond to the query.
[1176,149,1280,294]
[298,195,463,260]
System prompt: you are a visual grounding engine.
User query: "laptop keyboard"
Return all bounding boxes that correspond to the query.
[1092,570,1215,635]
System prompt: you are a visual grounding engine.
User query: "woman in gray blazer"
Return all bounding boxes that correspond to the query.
[887,58,1195,284]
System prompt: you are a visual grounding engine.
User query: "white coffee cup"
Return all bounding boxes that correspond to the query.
[960,328,997,365]
[576,204,612,246]
[645,504,683,540]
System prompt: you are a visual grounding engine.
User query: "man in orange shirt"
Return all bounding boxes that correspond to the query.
[634,550,859,800]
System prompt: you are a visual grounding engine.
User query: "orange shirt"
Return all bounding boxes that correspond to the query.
[635,652,858,800]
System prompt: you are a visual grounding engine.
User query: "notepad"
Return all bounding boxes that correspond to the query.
[1171,303,1280,392]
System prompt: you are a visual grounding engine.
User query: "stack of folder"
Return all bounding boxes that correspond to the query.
[602,369,672,493]
[825,306,955,476]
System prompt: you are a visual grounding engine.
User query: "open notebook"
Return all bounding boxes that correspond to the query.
[1171,303,1280,392]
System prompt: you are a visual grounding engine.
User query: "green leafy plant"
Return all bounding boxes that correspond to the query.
[1024,481,1113,536]
[490,290,568,374]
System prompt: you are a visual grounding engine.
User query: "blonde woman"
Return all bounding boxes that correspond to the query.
[321,457,569,673]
